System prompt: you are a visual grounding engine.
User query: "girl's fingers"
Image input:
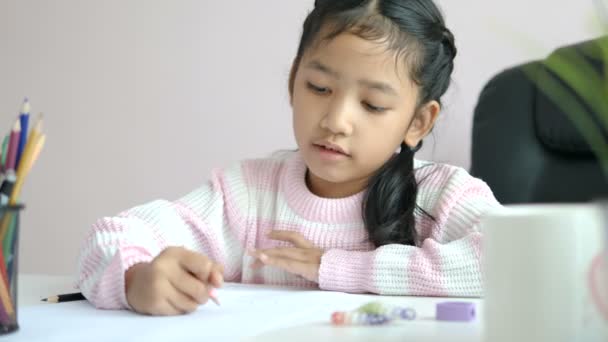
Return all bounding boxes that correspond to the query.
[250,247,311,262]
[209,264,224,288]
[258,254,312,279]
[148,299,185,316]
[178,249,215,282]
[170,271,209,304]
[249,248,321,282]
[250,259,264,269]
[167,287,200,314]
[247,249,307,272]
[165,301,186,316]
[268,230,314,249]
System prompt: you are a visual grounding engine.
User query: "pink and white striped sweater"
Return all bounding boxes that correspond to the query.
[77,151,501,309]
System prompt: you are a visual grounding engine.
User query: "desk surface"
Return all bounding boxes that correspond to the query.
[11,274,483,342]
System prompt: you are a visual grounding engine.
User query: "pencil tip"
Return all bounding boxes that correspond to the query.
[23,97,28,103]
[209,289,220,306]
[41,298,47,302]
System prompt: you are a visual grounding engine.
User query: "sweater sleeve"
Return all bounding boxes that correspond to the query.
[76,163,250,309]
[317,175,501,297]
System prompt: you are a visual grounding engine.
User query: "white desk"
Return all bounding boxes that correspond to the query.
[8,274,484,341]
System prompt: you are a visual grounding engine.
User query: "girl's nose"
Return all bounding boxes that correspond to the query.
[320,97,354,136]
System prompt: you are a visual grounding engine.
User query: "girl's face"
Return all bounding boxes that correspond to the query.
[291,32,439,198]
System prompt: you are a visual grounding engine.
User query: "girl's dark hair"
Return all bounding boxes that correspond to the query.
[289,0,457,247]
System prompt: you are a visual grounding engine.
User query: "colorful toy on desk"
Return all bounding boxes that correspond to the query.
[331,301,416,326]
[331,312,390,326]
[435,301,476,322]
[331,301,476,326]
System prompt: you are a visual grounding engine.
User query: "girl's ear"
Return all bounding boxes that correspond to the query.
[403,100,440,148]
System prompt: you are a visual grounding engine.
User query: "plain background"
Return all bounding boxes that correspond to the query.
[0,0,604,275]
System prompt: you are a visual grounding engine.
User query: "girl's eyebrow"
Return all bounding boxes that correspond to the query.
[359,79,398,97]
[306,60,340,78]
[306,59,398,97]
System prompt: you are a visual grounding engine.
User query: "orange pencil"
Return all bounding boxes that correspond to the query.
[0,269,14,318]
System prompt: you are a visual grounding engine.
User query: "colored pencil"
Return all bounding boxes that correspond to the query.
[4,120,20,172]
[42,292,86,303]
[10,134,45,206]
[0,135,8,171]
[15,98,30,169]
[41,289,221,306]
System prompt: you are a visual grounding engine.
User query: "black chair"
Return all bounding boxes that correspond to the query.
[470,37,608,204]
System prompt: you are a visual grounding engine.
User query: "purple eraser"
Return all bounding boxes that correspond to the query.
[436,302,476,322]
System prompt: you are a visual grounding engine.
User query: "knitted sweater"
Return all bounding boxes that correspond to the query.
[77,151,501,309]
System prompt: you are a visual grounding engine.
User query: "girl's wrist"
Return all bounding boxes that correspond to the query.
[124,262,148,293]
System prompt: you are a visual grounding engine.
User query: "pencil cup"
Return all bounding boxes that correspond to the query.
[0,205,24,335]
[482,203,608,342]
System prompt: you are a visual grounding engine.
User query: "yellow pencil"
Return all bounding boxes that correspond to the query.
[10,134,45,205]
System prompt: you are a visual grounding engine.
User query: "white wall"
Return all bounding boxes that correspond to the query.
[0,0,604,275]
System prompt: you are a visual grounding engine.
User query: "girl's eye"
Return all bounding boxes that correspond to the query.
[307,82,330,95]
[363,102,387,113]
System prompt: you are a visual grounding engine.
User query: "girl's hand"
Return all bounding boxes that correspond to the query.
[248,230,323,282]
[125,247,223,316]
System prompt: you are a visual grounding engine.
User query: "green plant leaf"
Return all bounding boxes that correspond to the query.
[521,62,608,177]
[542,45,608,129]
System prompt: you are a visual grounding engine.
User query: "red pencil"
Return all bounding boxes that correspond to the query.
[4,120,21,172]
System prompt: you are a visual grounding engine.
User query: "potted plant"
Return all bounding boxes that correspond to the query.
[519,0,608,326]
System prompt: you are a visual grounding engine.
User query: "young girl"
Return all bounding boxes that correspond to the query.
[77,0,501,316]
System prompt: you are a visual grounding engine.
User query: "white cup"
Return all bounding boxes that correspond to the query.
[482,203,608,342]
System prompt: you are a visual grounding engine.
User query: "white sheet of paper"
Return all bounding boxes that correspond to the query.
[12,283,382,342]
[12,283,484,341]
